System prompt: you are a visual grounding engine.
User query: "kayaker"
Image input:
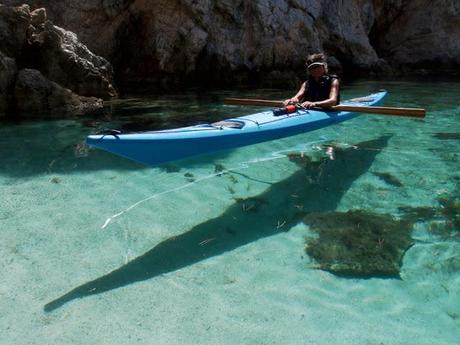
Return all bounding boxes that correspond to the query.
[283,53,340,109]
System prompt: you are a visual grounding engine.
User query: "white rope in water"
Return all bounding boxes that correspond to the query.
[100,139,328,229]
[101,174,215,229]
[100,137,433,230]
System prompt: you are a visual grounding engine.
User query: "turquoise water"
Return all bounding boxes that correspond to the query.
[1,80,459,344]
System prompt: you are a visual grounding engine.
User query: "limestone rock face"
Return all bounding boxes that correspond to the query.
[23,21,117,98]
[0,0,385,88]
[14,68,103,116]
[2,1,459,92]
[0,4,116,116]
[0,4,31,57]
[371,0,460,73]
[0,52,17,114]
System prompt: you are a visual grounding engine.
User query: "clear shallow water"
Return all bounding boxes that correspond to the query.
[1,80,459,344]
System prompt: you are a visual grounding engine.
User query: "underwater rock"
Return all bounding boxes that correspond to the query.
[287,152,313,166]
[372,172,403,187]
[184,172,195,182]
[159,164,181,173]
[433,133,460,140]
[304,210,413,278]
[399,192,459,239]
[437,194,460,235]
[398,206,438,223]
[447,311,459,320]
[234,197,268,213]
[288,142,357,167]
[443,255,460,274]
[214,163,226,175]
[287,141,369,186]
[50,177,61,184]
[226,185,236,195]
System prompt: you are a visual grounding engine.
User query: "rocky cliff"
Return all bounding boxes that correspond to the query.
[1,1,459,114]
[0,4,116,117]
[371,0,460,76]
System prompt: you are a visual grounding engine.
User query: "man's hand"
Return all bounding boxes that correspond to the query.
[301,101,317,108]
[283,98,299,106]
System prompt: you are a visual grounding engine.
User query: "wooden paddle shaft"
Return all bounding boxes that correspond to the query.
[224,98,426,118]
[332,105,425,117]
[224,98,284,107]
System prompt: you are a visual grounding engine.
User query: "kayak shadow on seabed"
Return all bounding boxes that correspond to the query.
[44,135,391,312]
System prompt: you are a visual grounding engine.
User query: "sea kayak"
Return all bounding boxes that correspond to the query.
[86,90,387,166]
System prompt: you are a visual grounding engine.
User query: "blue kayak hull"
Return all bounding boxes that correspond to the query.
[87,91,387,166]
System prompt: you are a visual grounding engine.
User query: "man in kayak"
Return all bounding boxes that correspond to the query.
[283,53,340,109]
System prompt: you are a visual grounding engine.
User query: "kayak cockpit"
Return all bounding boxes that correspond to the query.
[210,119,245,129]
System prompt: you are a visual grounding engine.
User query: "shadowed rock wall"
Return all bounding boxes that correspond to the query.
[0,4,116,117]
[371,0,460,73]
[2,1,459,94]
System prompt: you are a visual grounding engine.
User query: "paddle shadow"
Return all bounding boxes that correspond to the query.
[44,136,390,312]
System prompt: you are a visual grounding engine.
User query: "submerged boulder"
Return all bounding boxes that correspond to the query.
[400,192,460,240]
[304,210,413,278]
